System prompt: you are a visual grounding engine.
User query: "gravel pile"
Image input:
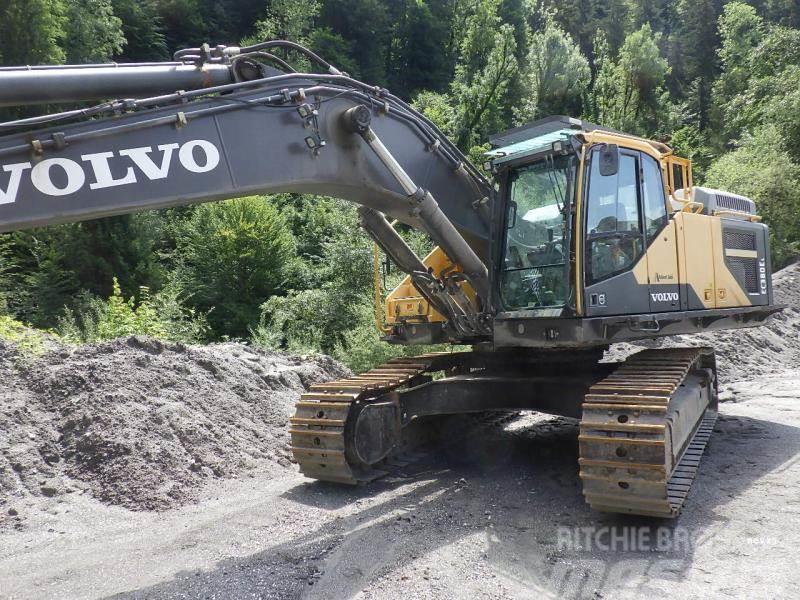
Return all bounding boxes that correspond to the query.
[607,261,800,382]
[0,337,348,515]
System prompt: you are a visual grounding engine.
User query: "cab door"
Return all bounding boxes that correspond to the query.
[640,153,681,312]
[584,148,650,316]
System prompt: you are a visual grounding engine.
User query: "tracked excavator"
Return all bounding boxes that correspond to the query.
[0,41,780,517]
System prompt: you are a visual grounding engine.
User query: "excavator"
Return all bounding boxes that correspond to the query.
[0,40,780,518]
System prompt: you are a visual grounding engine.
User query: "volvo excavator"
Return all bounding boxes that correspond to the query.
[0,40,780,517]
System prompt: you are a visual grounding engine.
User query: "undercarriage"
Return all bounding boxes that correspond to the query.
[290,346,718,518]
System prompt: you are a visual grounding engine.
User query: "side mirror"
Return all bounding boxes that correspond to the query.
[599,144,619,177]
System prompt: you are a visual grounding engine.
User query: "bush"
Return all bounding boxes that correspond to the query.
[171,197,296,339]
[0,315,53,357]
[57,278,209,344]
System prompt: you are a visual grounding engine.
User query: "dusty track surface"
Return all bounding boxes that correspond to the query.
[1,370,799,599]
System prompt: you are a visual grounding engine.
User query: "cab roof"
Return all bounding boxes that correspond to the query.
[487,115,671,164]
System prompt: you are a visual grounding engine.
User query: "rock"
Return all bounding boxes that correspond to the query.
[7,507,18,516]
[40,485,58,497]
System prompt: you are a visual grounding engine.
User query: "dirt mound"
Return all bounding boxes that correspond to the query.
[607,261,800,383]
[0,337,348,515]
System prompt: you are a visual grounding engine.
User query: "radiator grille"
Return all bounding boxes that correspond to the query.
[727,256,759,293]
[723,230,757,251]
[715,194,755,214]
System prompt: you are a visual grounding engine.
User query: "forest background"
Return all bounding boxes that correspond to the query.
[0,0,797,370]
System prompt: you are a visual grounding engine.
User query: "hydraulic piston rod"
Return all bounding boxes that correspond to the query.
[0,63,236,107]
[342,106,491,305]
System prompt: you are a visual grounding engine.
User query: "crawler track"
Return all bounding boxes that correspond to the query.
[289,352,470,484]
[579,347,718,518]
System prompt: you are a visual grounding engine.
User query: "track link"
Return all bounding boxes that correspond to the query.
[579,347,718,518]
[289,352,465,484]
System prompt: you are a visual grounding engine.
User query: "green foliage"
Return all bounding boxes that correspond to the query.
[668,124,714,182]
[308,27,357,75]
[412,91,457,138]
[63,0,125,62]
[592,24,671,135]
[172,197,296,339]
[711,2,765,145]
[451,0,519,149]
[522,10,589,120]
[705,125,800,268]
[0,0,66,65]
[252,201,372,354]
[4,214,166,328]
[111,0,167,61]
[0,315,53,357]
[672,0,725,128]
[57,278,208,343]
[242,0,319,47]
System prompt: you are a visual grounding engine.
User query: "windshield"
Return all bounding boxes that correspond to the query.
[500,155,574,311]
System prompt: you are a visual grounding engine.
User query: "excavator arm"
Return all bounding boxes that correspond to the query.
[0,41,493,341]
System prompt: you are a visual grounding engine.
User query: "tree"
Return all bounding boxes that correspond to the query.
[252,199,372,355]
[0,0,66,65]
[522,11,590,120]
[592,24,671,135]
[710,2,764,144]
[156,0,211,52]
[244,0,320,46]
[6,214,167,327]
[111,0,167,62]
[319,0,390,84]
[412,91,458,138]
[172,197,296,338]
[63,0,125,63]
[383,0,454,97]
[451,0,518,149]
[543,0,629,56]
[671,0,724,128]
[308,28,358,75]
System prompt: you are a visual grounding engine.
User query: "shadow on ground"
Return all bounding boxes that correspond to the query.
[109,411,800,599]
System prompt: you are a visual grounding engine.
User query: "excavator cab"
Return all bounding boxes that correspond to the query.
[487,116,777,348]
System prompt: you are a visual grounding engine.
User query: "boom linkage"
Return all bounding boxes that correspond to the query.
[0,40,493,341]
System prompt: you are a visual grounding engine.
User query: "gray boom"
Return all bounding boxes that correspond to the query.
[0,41,493,341]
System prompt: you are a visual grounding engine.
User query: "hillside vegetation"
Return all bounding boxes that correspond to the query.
[0,0,798,367]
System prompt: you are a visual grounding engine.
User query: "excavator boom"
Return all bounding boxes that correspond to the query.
[0,42,492,340]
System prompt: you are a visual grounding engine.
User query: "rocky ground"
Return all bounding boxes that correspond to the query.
[0,264,798,599]
[0,338,348,518]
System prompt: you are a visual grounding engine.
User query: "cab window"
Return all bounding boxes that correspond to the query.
[500,155,573,310]
[641,153,668,240]
[586,149,643,284]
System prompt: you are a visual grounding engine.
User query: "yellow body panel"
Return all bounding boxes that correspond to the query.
[676,212,716,307]
[631,220,680,286]
[384,246,475,325]
[673,212,752,308]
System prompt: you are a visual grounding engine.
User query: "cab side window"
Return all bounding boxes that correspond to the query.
[641,154,668,240]
[586,150,643,283]
[586,154,641,235]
